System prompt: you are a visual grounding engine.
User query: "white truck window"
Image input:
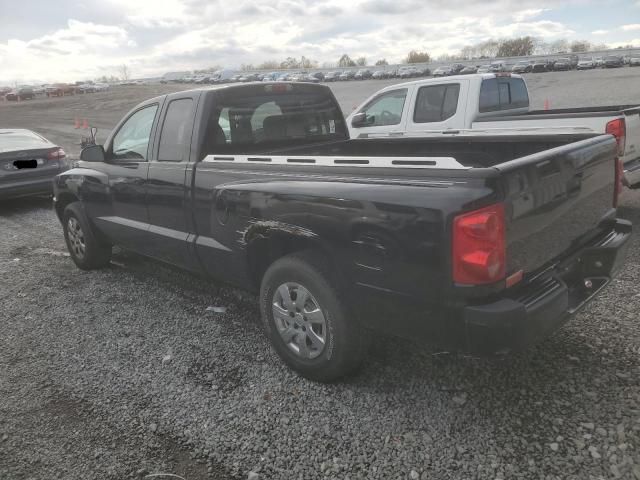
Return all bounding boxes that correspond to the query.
[479,78,529,113]
[413,84,460,123]
[358,89,407,126]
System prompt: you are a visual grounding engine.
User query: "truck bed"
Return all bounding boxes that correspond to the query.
[199,133,618,281]
[477,104,640,121]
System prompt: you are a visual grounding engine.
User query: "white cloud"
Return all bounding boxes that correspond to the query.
[0,0,631,83]
[512,8,548,22]
[621,24,640,31]
[106,0,192,28]
[0,19,134,83]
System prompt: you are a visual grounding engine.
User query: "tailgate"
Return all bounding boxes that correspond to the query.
[622,106,640,164]
[496,135,618,276]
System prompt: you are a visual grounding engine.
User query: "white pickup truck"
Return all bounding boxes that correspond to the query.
[347,73,640,187]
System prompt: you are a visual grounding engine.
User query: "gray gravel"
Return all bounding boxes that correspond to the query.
[1,191,639,479]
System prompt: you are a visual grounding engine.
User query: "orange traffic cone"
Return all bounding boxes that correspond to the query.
[82,119,89,129]
[543,99,550,111]
[74,118,81,129]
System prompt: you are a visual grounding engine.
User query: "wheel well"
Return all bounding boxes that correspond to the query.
[247,230,333,290]
[54,192,79,222]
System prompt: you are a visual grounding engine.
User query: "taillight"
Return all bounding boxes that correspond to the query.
[606,118,626,156]
[614,157,624,208]
[453,204,506,285]
[47,147,66,160]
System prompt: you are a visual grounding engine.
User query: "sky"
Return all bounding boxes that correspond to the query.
[0,0,639,84]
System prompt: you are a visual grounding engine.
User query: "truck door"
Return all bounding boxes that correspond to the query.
[93,102,160,252]
[405,81,468,133]
[348,88,409,138]
[145,92,200,269]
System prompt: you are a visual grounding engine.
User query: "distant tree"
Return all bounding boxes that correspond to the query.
[497,36,536,57]
[240,64,255,71]
[591,43,608,51]
[195,65,222,73]
[280,57,301,69]
[437,53,463,62]
[321,61,337,68]
[460,45,475,59]
[570,40,591,53]
[338,54,356,67]
[375,59,388,66]
[405,50,430,64]
[477,40,500,58]
[300,56,318,69]
[257,60,280,70]
[120,64,130,80]
[356,57,367,66]
[550,39,569,53]
[534,40,552,55]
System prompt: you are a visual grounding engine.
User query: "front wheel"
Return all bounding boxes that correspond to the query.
[63,202,112,270]
[260,252,367,382]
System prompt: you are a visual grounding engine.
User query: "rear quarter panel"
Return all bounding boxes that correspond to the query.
[191,162,499,338]
[194,162,495,300]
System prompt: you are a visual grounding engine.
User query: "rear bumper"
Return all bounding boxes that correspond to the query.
[463,219,631,354]
[623,157,640,188]
[0,177,55,200]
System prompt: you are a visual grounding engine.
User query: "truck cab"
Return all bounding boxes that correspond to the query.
[348,74,529,137]
[347,73,640,188]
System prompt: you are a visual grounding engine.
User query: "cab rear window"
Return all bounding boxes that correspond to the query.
[202,84,347,156]
[479,77,529,113]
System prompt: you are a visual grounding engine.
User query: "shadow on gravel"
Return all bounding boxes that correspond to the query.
[0,195,53,215]
[13,391,225,480]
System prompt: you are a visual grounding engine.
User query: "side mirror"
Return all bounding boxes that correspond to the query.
[351,112,370,128]
[80,144,106,162]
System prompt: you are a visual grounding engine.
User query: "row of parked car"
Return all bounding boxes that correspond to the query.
[166,66,435,85]
[0,82,110,101]
[168,52,640,87]
[510,54,640,73]
[421,54,640,78]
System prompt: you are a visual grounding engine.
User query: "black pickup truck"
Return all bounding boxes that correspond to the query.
[53,83,631,381]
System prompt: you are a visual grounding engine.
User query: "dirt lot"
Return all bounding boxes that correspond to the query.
[1,67,639,156]
[1,69,640,480]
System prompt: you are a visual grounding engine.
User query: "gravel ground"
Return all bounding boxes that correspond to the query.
[1,195,640,480]
[1,69,640,479]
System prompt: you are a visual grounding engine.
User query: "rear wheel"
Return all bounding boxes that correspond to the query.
[63,202,111,270]
[260,252,367,382]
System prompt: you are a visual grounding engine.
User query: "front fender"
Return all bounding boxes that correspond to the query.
[53,167,108,221]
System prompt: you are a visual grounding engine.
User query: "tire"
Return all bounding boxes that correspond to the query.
[62,202,112,270]
[260,252,367,382]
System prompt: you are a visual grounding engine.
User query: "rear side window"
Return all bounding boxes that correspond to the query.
[414,84,460,123]
[158,98,194,161]
[479,78,529,113]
